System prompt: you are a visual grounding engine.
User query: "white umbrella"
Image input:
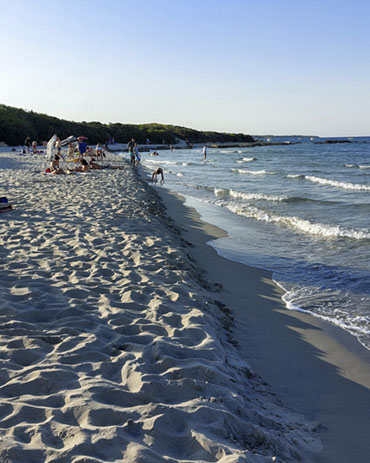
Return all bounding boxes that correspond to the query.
[60,135,77,146]
[46,134,57,161]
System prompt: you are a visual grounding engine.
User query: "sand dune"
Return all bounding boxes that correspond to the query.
[0,153,320,462]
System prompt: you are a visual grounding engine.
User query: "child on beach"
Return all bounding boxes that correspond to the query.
[67,143,76,160]
[152,167,164,184]
[96,143,106,160]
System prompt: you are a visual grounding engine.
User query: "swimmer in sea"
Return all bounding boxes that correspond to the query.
[152,167,164,184]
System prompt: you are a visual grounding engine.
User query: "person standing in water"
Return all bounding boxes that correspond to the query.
[203,145,207,161]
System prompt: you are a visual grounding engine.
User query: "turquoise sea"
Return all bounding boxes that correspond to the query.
[137,137,370,350]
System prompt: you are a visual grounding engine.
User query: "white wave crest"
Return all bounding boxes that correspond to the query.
[287,174,305,179]
[236,157,257,163]
[232,169,274,175]
[306,176,370,191]
[215,201,370,240]
[359,165,370,169]
[214,188,286,202]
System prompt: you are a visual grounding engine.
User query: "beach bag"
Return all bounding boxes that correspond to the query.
[0,197,12,212]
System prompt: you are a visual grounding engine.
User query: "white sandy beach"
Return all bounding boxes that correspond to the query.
[1,150,367,462]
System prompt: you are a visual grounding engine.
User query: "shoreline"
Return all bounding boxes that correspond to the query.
[1,151,369,462]
[153,183,370,463]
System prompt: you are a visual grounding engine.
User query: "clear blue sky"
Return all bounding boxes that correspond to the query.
[1,0,369,136]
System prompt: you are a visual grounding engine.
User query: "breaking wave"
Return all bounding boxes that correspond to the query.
[305,176,370,191]
[213,200,370,240]
[236,157,257,163]
[214,188,287,202]
[232,169,274,175]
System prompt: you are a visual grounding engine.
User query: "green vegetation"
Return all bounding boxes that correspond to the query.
[0,104,254,146]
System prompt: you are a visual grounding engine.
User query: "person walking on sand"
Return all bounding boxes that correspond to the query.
[203,145,207,161]
[128,138,136,166]
[152,167,164,184]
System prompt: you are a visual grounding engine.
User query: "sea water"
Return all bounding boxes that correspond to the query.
[139,138,370,350]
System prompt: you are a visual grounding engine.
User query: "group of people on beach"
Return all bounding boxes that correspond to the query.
[48,154,124,175]
[64,137,106,162]
[24,137,43,154]
[43,134,167,183]
[128,138,165,183]
[46,136,123,175]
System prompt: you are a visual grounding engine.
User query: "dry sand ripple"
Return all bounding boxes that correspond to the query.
[0,153,320,462]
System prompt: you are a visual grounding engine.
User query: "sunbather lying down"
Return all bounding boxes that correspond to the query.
[69,158,89,172]
[46,157,89,174]
[89,158,124,170]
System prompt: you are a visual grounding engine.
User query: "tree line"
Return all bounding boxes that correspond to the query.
[0,104,254,146]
